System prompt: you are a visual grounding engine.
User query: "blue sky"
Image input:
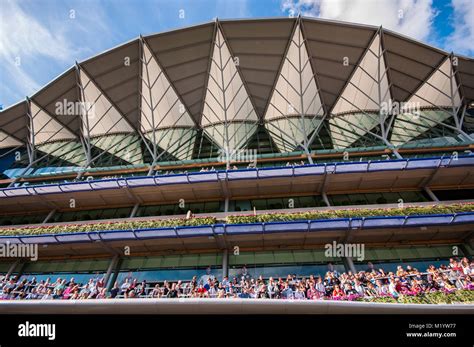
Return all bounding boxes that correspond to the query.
[0,0,472,109]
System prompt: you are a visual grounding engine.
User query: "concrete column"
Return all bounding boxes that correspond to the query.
[42,209,56,224]
[129,203,140,218]
[108,257,123,292]
[104,255,120,291]
[224,197,229,214]
[222,249,229,278]
[322,192,331,207]
[424,187,439,202]
[5,259,21,278]
[344,257,356,274]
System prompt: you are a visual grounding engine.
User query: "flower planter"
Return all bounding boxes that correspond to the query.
[176,226,214,237]
[264,221,309,233]
[134,228,176,239]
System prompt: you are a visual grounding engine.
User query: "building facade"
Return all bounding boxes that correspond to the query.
[0,17,473,287]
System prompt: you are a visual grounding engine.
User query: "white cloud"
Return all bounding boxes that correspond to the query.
[0,0,78,105]
[0,0,77,63]
[281,0,437,41]
[0,0,114,107]
[446,0,474,55]
[217,0,250,18]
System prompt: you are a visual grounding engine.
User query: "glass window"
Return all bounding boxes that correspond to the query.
[204,201,221,213]
[59,212,77,222]
[100,208,117,219]
[266,198,284,210]
[116,208,132,219]
[251,199,267,210]
[143,205,161,217]
[348,194,366,205]
[399,191,428,202]
[364,193,385,204]
[380,192,402,203]
[330,194,351,206]
[234,200,251,212]
[298,196,316,208]
[434,189,474,201]
[163,204,177,216]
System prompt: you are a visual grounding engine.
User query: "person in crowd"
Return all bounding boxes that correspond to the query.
[280,282,293,299]
[375,279,388,296]
[343,283,358,296]
[332,284,344,298]
[109,282,120,298]
[388,278,399,298]
[168,283,179,298]
[365,282,378,298]
[25,288,39,300]
[149,284,161,298]
[189,276,198,291]
[294,285,306,300]
[162,281,170,297]
[267,277,279,299]
[199,267,215,286]
[196,283,208,298]
[120,278,131,296]
[135,280,147,297]
[353,279,365,296]
[96,288,107,299]
[239,266,251,282]
[41,289,54,300]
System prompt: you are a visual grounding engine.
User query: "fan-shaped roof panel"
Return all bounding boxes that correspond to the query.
[80,39,140,129]
[30,68,81,135]
[382,31,447,102]
[456,57,474,103]
[302,18,377,112]
[220,18,295,117]
[145,23,215,124]
[0,101,29,144]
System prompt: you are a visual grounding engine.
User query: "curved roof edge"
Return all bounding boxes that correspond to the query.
[1,16,473,113]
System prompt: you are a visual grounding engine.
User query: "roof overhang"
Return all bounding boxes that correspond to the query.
[0,156,473,214]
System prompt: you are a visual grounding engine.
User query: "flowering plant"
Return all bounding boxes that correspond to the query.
[0,217,217,236]
[1,203,473,237]
[226,203,474,224]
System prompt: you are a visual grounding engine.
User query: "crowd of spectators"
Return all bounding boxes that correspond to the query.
[1,258,472,301]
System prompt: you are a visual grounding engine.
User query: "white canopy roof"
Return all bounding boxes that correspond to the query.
[0,17,472,152]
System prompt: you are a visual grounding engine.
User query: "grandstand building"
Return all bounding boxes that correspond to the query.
[0,17,474,289]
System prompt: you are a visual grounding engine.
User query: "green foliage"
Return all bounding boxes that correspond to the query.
[226,203,474,224]
[0,203,472,237]
[356,296,397,303]
[360,290,474,304]
[0,217,217,236]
